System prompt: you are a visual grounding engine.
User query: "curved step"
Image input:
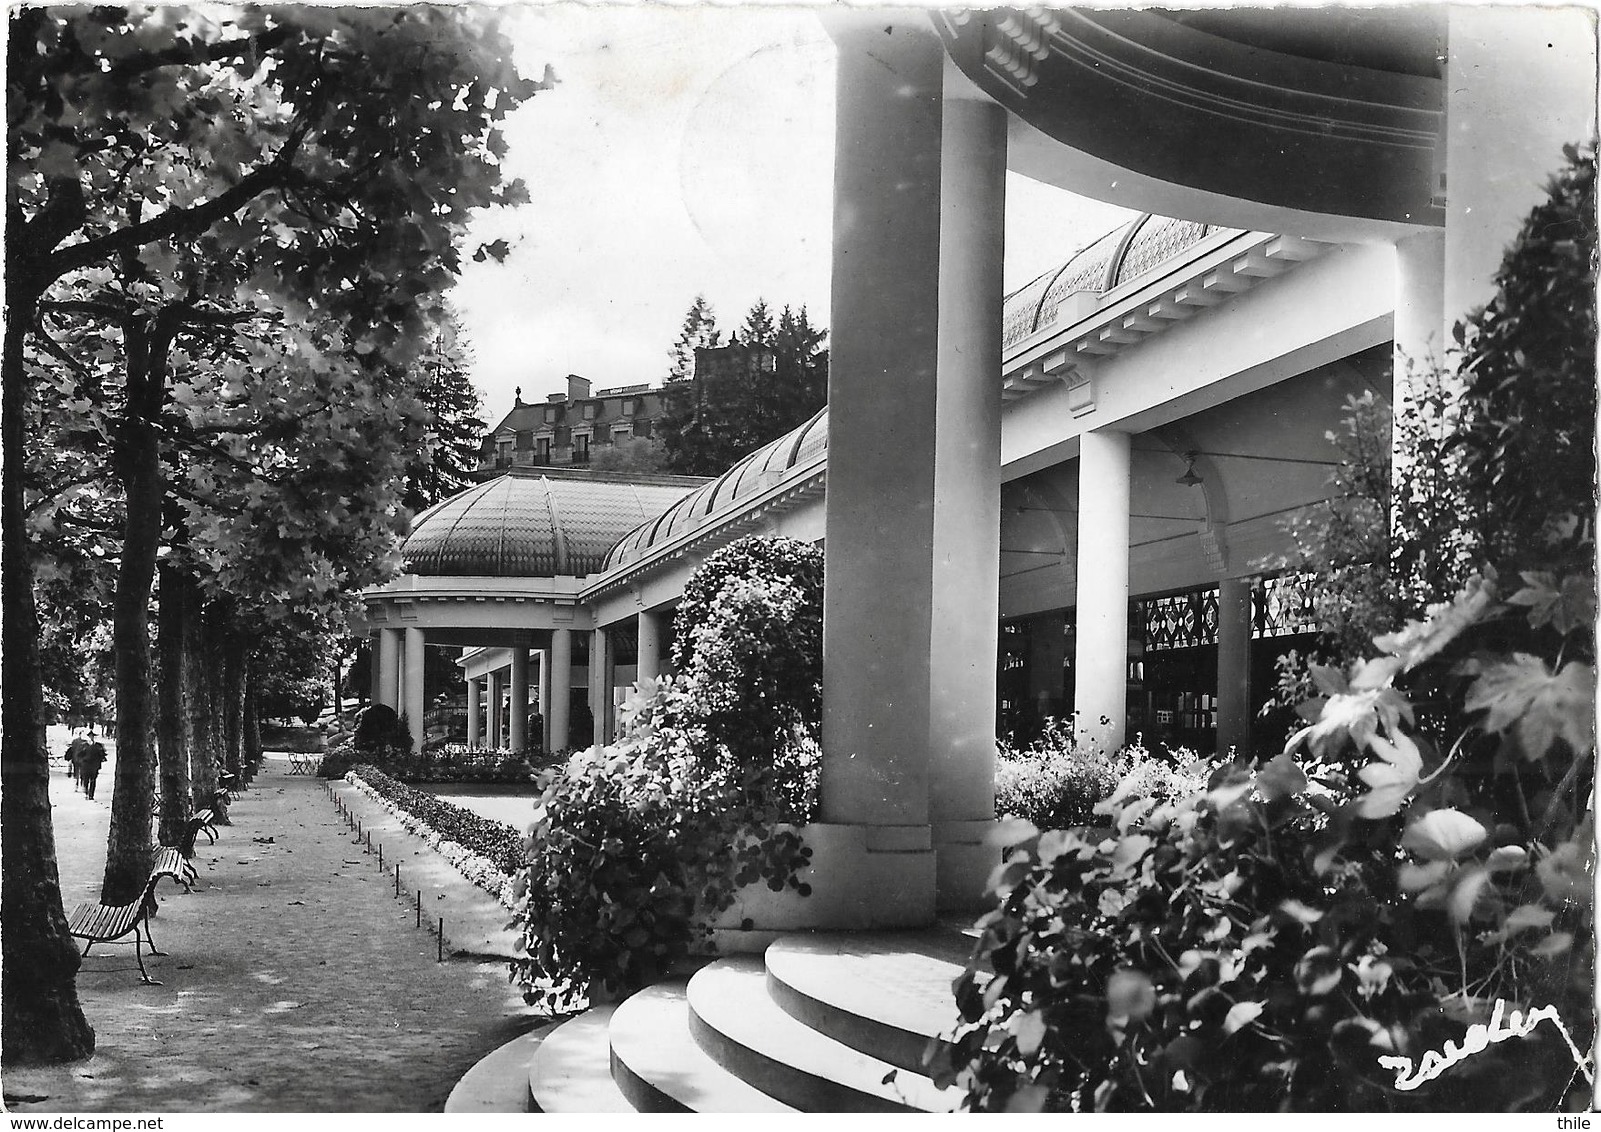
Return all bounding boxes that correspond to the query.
[445,1026,551,1112]
[763,930,971,1076]
[609,981,798,1113]
[527,1006,634,1112]
[687,957,961,1113]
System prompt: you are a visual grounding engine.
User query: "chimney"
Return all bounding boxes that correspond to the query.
[567,374,591,403]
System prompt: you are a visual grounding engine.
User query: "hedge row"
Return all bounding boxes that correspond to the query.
[348,764,527,876]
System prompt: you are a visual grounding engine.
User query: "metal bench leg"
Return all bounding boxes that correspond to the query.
[135,921,163,986]
[142,915,168,957]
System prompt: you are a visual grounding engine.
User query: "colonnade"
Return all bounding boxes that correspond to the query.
[367,612,672,755]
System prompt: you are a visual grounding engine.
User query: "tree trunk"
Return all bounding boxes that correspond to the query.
[222,634,245,787]
[243,670,262,783]
[155,562,192,846]
[101,319,170,905]
[1,288,95,1063]
[185,595,213,808]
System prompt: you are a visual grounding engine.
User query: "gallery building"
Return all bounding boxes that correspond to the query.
[357,6,1595,1111]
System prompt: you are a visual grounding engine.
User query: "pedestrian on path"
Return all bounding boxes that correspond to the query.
[65,735,90,790]
[79,740,106,800]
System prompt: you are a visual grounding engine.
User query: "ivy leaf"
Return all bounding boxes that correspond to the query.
[1222,1000,1266,1035]
[1446,865,1491,924]
[1464,654,1595,758]
[1531,931,1574,959]
[1012,1009,1049,1058]
[1508,572,1596,635]
[1372,573,1498,671]
[1504,903,1555,934]
[1401,809,1488,861]
[1106,968,1157,1024]
[1255,753,1307,802]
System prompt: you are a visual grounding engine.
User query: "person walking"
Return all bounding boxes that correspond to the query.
[79,741,107,800]
[65,736,89,790]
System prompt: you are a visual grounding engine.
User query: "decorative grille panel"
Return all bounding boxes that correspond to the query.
[1139,588,1219,651]
[1253,573,1319,638]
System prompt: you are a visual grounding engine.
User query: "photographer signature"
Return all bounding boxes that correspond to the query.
[1377,999,1595,1092]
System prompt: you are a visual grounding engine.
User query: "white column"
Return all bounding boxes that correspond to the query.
[1215,577,1253,759]
[636,610,662,685]
[509,648,529,753]
[368,633,383,704]
[403,627,426,754]
[537,649,551,753]
[1444,9,1595,330]
[589,628,612,746]
[486,668,503,749]
[549,630,572,752]
[929,93,1008,911]
[466,677,481,748]
[818,19,944,832]
[377,628,401,711]
[1073,430,1132,752]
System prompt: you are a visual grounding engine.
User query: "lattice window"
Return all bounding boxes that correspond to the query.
[1139,587,1219,651]
[1253,573,1319,638]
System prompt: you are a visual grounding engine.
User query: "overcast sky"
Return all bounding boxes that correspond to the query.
[450,3,1139,421]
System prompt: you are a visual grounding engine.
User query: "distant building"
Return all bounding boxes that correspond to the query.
[476,373,666,475]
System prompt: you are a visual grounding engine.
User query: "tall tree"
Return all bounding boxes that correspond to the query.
[658,299,828,476]
[404,308,486,512]
[4,5,542,1062]
[668,294,721,383]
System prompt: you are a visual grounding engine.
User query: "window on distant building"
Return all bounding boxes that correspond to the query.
[535,437,551,465]
[621,398,636,417]
[612,424,633,443]
[543,405,559,424]
[582,402,598,420]
[573,433,590,463]
[496,435,514,466]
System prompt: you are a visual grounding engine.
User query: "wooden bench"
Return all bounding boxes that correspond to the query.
[68,853,193,984]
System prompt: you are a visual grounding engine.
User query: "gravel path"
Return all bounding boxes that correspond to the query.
[3,734,544,1113]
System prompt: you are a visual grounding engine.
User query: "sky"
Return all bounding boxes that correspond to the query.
[450,3,1141,421]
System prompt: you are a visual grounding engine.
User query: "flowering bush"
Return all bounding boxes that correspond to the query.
[995,718,1208,831]
[509,679,812,1010]
[346,764,526,879]
[511,536,825,1010]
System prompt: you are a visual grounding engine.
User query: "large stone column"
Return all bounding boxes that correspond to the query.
[929,92,1008,911]
[1073,430,1132,752]
[466,677,481,748]
[636,610,662,685]
[403,627,426,754]
[1215,577,1253,758]
[487,668,503,749]
[815,16,944,928]
[377,628,401,711]
[537,648,551,753]
[1444,9,1595,330]
[509,647,530,753]
[549,629,572,752]
[368,633,383,705]
[589,628,612,745]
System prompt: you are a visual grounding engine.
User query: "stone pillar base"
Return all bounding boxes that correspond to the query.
[707,823,936,951]
[934,818,999,914]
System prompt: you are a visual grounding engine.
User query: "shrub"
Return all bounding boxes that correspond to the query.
[510,681,812,1010]
[942,149,1595,1113]
[995,718,1209,831]
[512,536,826,1010]
[349,764,526,876]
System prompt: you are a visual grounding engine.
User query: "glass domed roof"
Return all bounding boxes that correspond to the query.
[604,408,828,570]
[401,469,704,578]
[1002,213,1237,348]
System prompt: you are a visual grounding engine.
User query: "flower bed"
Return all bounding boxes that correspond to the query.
[345,764,526,909]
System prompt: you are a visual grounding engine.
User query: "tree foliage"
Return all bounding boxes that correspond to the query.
[658,299,827,477]
[3,3,544,1062]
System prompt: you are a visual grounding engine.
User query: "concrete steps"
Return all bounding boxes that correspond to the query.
[525,929,973,1112]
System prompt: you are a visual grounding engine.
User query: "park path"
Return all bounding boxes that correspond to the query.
[2,733,544,1113]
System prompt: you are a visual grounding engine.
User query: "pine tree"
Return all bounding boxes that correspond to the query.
[668,295,721,382]
[406,309,486,512]
[741,298,776,346]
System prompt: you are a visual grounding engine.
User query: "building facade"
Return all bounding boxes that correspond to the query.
[477,373,666,474]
